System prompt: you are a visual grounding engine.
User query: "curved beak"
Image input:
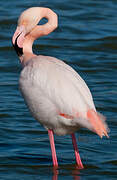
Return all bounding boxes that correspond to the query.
[12,25,26,57]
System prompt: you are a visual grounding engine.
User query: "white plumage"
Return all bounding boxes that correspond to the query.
[20,55,98,136]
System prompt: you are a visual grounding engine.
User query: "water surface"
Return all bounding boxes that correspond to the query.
[0,0,117,179]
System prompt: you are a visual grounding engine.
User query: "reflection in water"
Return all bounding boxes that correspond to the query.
[52,168,58,180]
[52,166,80,180]
[72,168,80,180]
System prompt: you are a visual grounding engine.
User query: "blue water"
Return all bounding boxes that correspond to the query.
[0,0,117,179]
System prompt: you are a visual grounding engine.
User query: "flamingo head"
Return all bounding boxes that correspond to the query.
[12,7,58,57]
[12,7,43,56]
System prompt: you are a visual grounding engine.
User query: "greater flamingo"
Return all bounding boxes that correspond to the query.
[12,7,109,169]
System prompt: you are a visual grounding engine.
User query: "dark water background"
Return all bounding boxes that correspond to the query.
[0,0,117,179]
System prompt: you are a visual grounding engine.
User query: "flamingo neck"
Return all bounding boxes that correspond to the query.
[19,34,36,66]
[19,8,58,66]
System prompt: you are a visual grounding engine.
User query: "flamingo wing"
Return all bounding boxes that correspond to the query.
[19,55,108,136]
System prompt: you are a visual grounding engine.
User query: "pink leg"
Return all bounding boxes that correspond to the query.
[71,133,84,169]
[48,129,58,168]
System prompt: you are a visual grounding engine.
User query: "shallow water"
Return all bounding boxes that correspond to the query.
[0,0,117,179]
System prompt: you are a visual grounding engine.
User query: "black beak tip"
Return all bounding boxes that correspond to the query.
[12,34,23,57]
